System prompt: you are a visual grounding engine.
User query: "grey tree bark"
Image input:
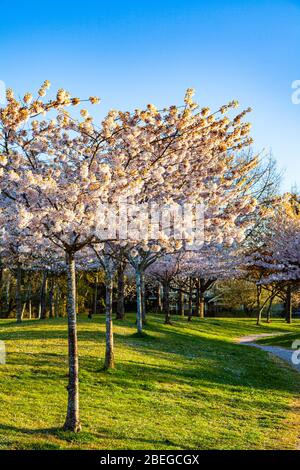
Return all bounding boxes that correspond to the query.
[135,269,143,335]
[195,279,205,318]
[55,286,60,318]
[141,272,146,323]
[178,289,184,317]
[49,277,55,318]
[116,261,125,320]
[16,264,23,323]
[266,296,274,323]
[28,279,32,319]
[5,270,11,318]
[104,274,115,369]
[40,270,48,319]
[163,281,171,324]
[285,285,292,324]
[256,285,262,326]
[157,283,163,313]
[63,251,81,432]
[187,278,193,322]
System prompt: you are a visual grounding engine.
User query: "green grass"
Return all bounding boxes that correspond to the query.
[0,314,300,450]
[257,331,300,349]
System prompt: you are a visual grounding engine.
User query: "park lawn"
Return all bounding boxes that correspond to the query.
[0,314,300,450]
[257,331,300,349]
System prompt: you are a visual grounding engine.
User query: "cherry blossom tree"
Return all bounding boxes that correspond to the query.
[89,244,117,369]
[0,84,261,432]
[244,194,300,323]
[0,82,102,432]
[180,245,242,318]
[147,253,182,324]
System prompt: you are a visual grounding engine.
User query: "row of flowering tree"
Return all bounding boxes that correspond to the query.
[0,82,275,432]
[244,193,300,324]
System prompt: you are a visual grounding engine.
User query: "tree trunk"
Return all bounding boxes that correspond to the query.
[116,262,125,320]
[266,296,274,323]
[21,302,26,318]
[48,278,55,318]
[141,272,146,323]
[104,275,115,369]
[178,289,184,317]
[256,285,262,326]
[16,264,23,323]
[55,286,60,318]
[28,279,32,319]
[63,251,81,432]
[4,270,11,318]
[157,283,163,313]
[285,285,292,324]
[40,271,48,319]
[199,294,205,318]
[135,268,143,335]
[188,278,193,321]
[195,279,205,318]
[89,273,98,319]
[163,281,171,324]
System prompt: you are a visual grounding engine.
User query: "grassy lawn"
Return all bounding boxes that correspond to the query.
[0,314,300,450]
[257,331,300,349]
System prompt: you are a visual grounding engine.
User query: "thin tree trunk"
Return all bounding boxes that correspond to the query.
[49,277,55,318]
[104,275,114,369]
[195,279,205,318]
[55,286,60,318]
[16,264,22,323]
[116,262,125,320]
[4,270,11,318]
[135,268,143,335]
[178,289,184,317]
[63,251,81,432]
[141,272,146,323]
[28,279,32,319]
[256,285,262,325]
[89,273,98,319]
[62,295,67,317]
[266,296,274,323]
[157,283,163,313]
[199,294,205,318]
[285,285,292,324]
[188,278,193,321]
[21,302,26,318]
[163,281,171,324]
[40,271,48,319]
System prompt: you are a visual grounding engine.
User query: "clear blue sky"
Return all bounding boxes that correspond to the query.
[1,0,300,191]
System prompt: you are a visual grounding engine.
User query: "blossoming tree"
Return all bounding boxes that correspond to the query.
[0,84,260,432]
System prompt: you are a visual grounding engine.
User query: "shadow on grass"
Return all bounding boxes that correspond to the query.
[0,422,191,450]
[2,317,299,395]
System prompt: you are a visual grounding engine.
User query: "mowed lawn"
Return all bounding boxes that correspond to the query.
[257,331,300,349]
[0,314,300,450]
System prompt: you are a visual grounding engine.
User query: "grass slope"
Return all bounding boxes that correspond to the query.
[0,314,300,450]
[257,331,300,349]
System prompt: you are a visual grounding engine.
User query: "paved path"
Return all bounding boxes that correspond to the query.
[237,333,300,373]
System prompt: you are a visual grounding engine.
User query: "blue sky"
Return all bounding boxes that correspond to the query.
[1,0,300,191]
